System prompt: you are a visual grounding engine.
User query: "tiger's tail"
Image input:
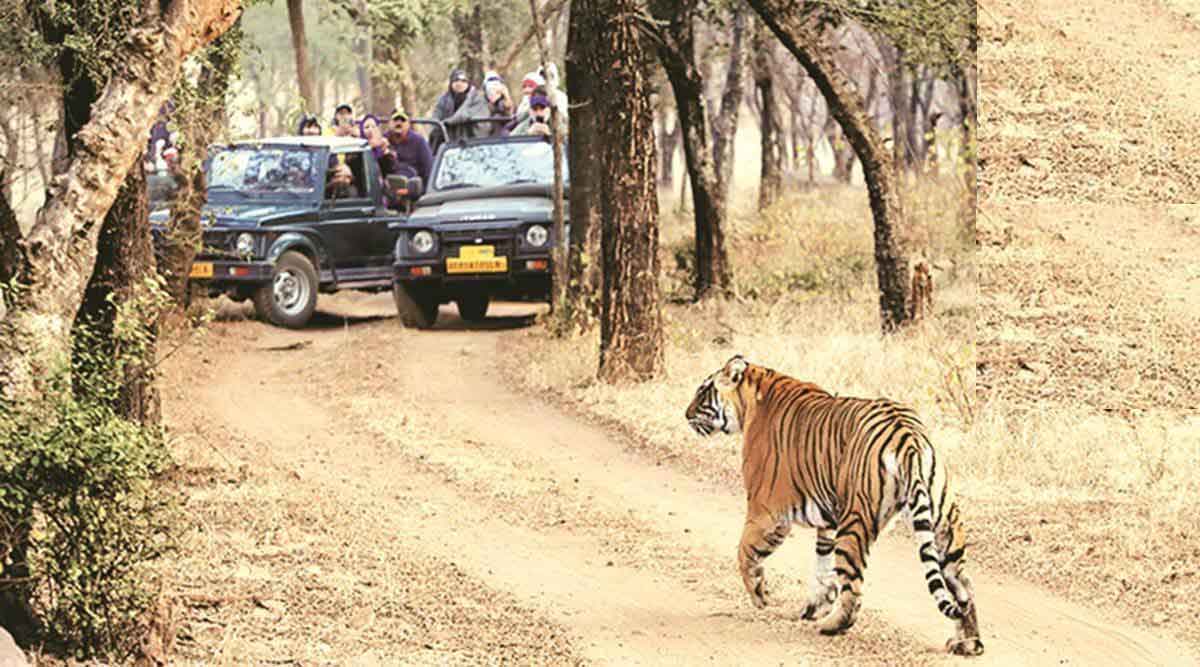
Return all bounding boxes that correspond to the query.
[905,445,962,621]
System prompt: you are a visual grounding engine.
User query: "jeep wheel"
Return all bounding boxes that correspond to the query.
[253,251,318,329]
[455,294,489,323]
[393,282,439,329]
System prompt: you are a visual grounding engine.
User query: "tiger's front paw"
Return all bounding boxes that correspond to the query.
[746,576,771,609]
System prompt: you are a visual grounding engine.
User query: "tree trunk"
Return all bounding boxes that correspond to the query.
[74,156,160,424]
[452,4,489,84]
[371,42,399,116]
[286,0,316,111]
[752,23,783,211]
[497,0,570,80]
[746,0,909,331]
[658,111,680,187]
[353,1,372,108]
[0,1,241,400]
[592,0,664,382]
[712,3,747,209]
[565,0,602,326]
[649,0,731,299]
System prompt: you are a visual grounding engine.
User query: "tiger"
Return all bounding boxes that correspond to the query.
[685,355,983,656]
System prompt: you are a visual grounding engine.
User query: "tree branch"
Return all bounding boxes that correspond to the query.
[496,0,569,76]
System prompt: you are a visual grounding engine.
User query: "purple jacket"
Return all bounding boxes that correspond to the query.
[386,130,434,184]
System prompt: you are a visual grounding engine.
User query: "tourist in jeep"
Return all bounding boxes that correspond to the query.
[511,90,556,137]
[431,68,490,150]
[386,110,433,183]
[297,114,322,136]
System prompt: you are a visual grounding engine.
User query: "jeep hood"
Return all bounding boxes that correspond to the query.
[150,203,315,228]
[408,196,554,226]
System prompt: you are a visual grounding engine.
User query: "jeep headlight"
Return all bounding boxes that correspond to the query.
[525,224,549,248]
[411,230,435,254]
[236,232,255,256]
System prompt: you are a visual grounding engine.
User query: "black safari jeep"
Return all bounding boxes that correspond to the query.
[390,135,568,328]
[151,136,417,328]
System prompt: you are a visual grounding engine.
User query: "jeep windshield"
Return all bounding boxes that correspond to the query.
[207,146,323,201]
[433,140,567,191]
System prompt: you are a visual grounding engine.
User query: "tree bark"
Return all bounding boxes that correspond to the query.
[593,0,664,382]
[712,3,747,208]
[74,155,160,424]
[565,0,602,325]
[452,4,490,85]
[0,1,242,401]
[752,22,783,211]
[649,0,731,299]
[746,0,909,331]
[286,0,316,111]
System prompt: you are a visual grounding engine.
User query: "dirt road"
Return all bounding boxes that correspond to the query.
[159,294,1195,665]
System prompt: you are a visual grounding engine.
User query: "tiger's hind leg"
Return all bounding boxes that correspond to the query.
[940,505,984,656]
[817,515,871,635]
[800,528,837,621]
[737,511,792,609]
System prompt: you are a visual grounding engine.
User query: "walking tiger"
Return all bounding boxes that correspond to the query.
[685,355,983,656]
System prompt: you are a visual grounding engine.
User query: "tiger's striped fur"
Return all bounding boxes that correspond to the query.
[685,355,983,656]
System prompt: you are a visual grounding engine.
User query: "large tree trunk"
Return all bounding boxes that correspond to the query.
[747,0,909,331]
[565,0,602,325]
[75,156,160,424]
[0,1,241,398]
[712,3,747,208]
[592,0,664,382]
[451,4,489,84]
[286,0,316,111]
[752,22,783,211]
[650,0,731,299]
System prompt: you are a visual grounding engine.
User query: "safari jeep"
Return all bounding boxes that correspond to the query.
[390,134,568,328]
[151,136,418,328]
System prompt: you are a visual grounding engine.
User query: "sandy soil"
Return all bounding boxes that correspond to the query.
[156,293,1194,665]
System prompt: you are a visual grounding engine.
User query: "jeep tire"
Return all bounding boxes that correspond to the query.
[253,251,318,329]
[455,293,489,323]
[393,282,439,329]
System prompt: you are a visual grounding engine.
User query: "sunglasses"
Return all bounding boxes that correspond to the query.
[392,116,409,123]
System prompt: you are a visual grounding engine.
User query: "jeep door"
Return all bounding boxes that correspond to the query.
[317,149,379,277]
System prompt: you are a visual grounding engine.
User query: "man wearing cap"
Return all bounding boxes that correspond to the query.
[431,68,490,150]
[510,88,558,137]
[386,111,434,184]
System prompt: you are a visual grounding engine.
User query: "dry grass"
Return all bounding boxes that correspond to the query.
[503,167,1200,651]
[979,0,1200,203]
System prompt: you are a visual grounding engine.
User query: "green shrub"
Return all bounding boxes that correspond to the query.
[0,280,177,660]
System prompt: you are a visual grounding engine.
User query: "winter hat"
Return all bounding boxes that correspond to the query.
[449,68,469,84]
[522,71,545,90]
[529,94,550,110]
[483,70,504,97]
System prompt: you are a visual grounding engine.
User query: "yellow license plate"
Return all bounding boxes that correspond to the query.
[189,262,214,278]
[459,245,495,260]
[446,257,508,274]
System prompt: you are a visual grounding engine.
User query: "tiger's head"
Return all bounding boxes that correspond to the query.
[686,355,750,437]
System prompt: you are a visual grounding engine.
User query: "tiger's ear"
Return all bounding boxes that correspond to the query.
[723,355,748,385]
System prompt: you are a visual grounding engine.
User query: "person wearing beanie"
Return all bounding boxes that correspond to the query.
[431,67,491,150]
[515,70,546,116]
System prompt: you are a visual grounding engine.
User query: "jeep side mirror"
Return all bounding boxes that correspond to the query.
[387,174,423,201]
